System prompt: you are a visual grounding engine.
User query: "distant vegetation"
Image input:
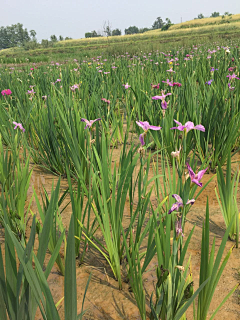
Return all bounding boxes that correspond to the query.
[0,23,72,50]
[0,11,237,52]
[0,12,239,64]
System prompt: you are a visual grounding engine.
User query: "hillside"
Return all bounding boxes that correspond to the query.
[0,13,240,63]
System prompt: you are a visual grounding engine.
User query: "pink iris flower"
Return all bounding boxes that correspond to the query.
[101,98,110,104]
[13,122,25,132]
[123,83,131,89]
[171,120,205,133]
[151,83,160,89]
[1,89,12,96]
[70,84,80,91]
[226,73,239,81]
[81,118,101,129]
[166,68,175,73]
[173,82,182,87]
[162,79,173,86]
[27,89,36,94]
[136,121,161,146]
[168,194,195,214]
[186,163,208,187]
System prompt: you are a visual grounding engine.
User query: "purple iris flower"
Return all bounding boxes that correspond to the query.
[81,118,101,129]
[175,217,184,238]
[13,121,25,132]
[186,163,208,187]
[152,93,172,100]
[210,68,218,72]
[228,83,235,91]
[136,121,161,146]
[168,194,195,214]
[171,120,205,133]
[205,79,213,85]
[152,92,172,110]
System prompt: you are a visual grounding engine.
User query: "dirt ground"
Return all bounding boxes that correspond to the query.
[1,149,240,320]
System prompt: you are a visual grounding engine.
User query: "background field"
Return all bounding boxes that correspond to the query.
[1,14,240,64]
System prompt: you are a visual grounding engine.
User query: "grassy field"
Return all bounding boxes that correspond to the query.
[169,13,240,29]
[0,16,240,319]
[0,14,240,64]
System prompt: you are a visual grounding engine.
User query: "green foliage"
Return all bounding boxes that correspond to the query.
[211,12,220,17]
[197,13,204,19]
[112,28,121,36]
[152,17,165,29]
[0,23,32,49]
[0,137,32,241]
[85,30,102,38]
[33,178,68,275]
[23,40,39,50]
[41,39,50,48]
[0,36,239,320]
[139,27,151,33]
[125,26,139,34]
[0,210,90,320]
[215,152,240,245]
[194,199,237,320]
[50,34,58,42]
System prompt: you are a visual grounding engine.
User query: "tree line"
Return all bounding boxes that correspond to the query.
[0,11,234,50]
[0,23,72,50]
[195,11,232,19]
[85,17,173,38]
[85,11,234,38]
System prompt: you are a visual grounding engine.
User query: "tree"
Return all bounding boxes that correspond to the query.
[161,18,173,31]
[0,23,30,49]
[152,17,165,30]
[103,21,112,37]
[59,35,64,41]
[165,18,172,24]
[85,30,101,38]
[197,13,204,19]
[125,26,139,35]
[50,35,58,42]
[30,29,37,40]
[92,30,98,37]
[112,28,121,36]
[65,37,72,40]
[41,39,49,48]
[210,12,220,17]
[139,27,150,33]
[23,40,38,50]
[85,32,92,38]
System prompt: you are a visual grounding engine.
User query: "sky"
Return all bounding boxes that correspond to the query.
[1,0,240,41]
